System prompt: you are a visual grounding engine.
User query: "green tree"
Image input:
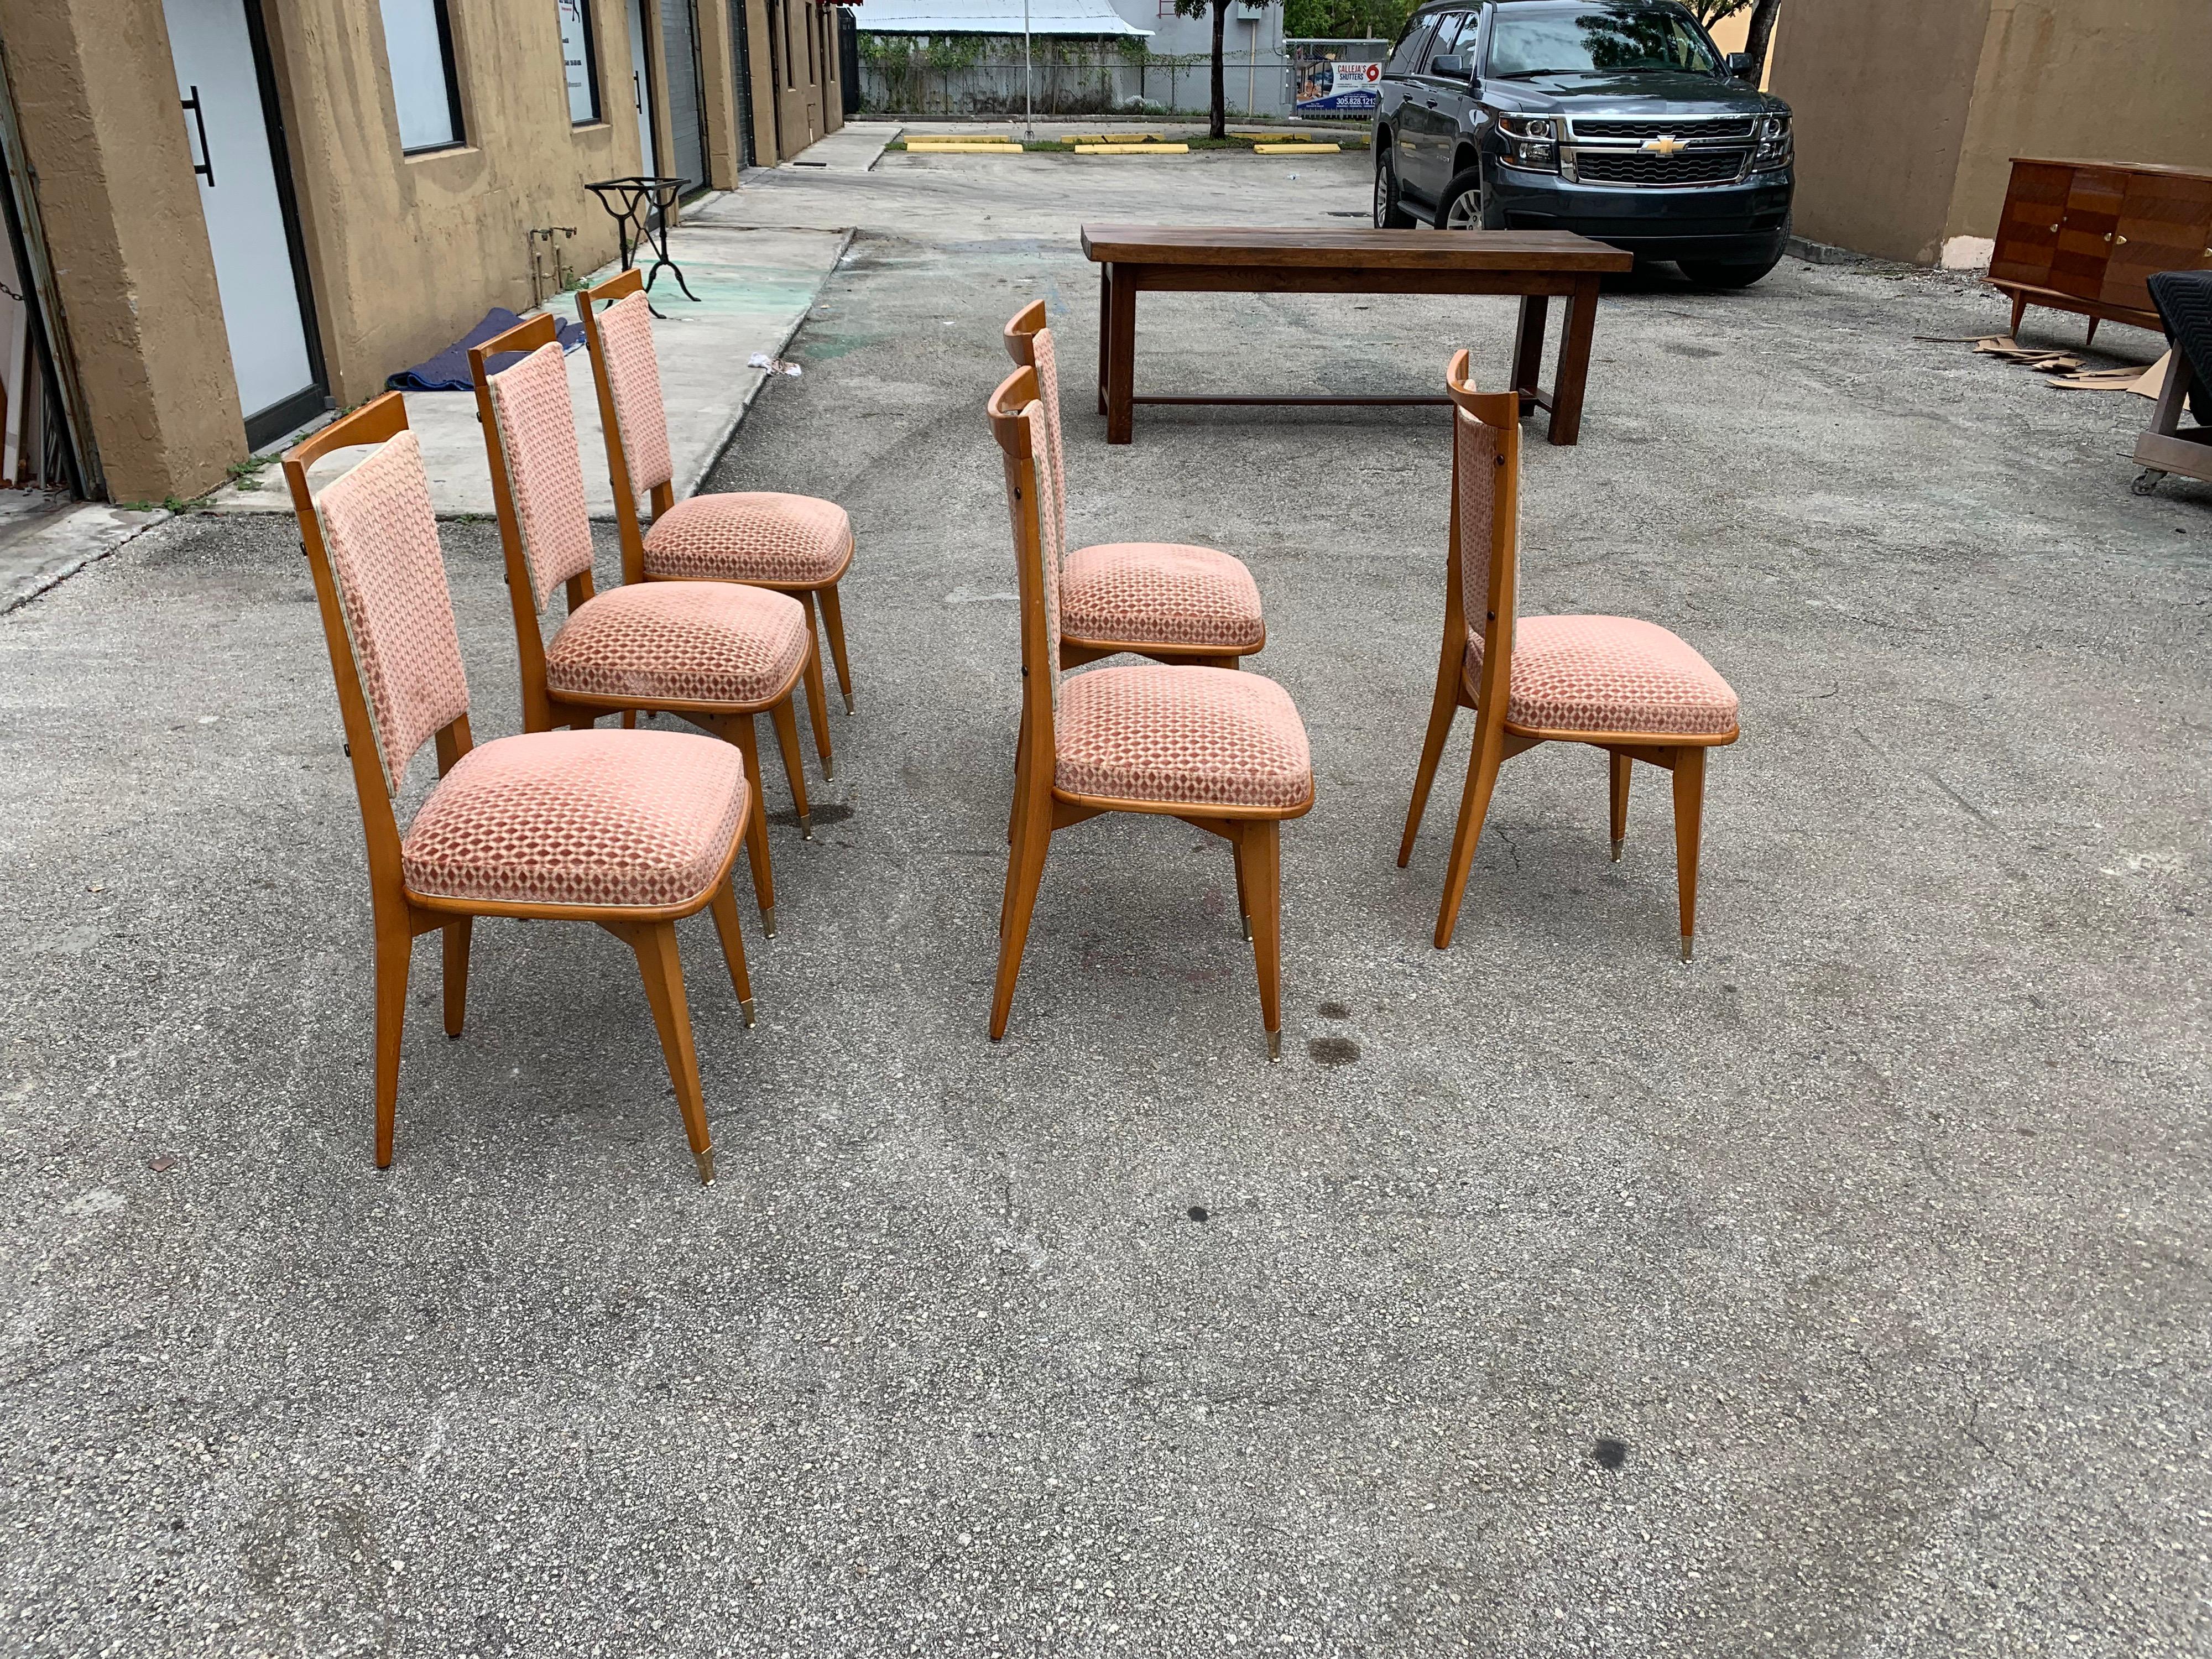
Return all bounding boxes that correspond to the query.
[1681,0,1782,80]
[1173,0,1281,138]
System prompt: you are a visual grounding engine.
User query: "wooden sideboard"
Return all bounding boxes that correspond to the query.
[1988,158,2212,342]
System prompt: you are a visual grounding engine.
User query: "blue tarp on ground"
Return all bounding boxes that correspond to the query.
[385,309,587,393]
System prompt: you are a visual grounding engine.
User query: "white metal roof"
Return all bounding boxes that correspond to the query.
[854,0,1151,36]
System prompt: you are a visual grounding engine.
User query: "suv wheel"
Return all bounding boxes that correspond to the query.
[1438,166,1494,231]
[1374,149,1415,229]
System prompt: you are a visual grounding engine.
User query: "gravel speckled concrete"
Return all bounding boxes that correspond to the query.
[2,151,2206,1657]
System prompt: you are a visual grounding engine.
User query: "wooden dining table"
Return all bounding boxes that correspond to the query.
[1080,225,1633,445]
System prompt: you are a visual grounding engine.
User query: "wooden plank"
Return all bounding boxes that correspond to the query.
[1079,224,1631,273]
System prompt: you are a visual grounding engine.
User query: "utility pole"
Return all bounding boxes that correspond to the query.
[1024,0,1035,139]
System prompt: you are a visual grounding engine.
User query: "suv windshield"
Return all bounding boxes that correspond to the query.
[1485,4,1720,76]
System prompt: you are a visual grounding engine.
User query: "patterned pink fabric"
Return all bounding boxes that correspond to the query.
[486,343,595,609]
[403,728,745,910]
[1031,324,1068,555]
[1022,403,1063,703]
[600,291,673,498]
[1062,541,1265,650]
[314,431,470,790]
[1055,664,1312,811]
[1455,407,1503,625]
[643,491,853,585]
[545,581,808,707]
[1465,614,1740,738]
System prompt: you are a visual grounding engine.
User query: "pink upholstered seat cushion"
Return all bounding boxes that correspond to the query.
[643,492,853,586]
[1061,542,1265,651]
[402,729,746,911]
[1465,614,1740,738]
[1055,664,1312,812]
[544,580,808,708]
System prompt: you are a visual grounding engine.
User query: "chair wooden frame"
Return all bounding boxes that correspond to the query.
[1001,299,1265,671]
[1397,351,1740,958]
[988,364,1313,1059]
[283,393,754,1186]
[577,267,855,778]
[470,312,815,930]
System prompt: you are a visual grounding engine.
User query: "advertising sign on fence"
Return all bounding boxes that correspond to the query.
[1291,54,1381,115]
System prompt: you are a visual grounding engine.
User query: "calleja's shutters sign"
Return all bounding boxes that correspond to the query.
[1293,56,1381,114]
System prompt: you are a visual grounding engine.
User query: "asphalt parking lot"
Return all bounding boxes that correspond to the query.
[2,145,2206,1656]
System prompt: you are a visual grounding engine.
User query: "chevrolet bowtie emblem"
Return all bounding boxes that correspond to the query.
[1642,135,1688,156]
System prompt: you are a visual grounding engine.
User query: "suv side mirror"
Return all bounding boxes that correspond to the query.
[1725,51,1754,78]
[1430,52,1469,79]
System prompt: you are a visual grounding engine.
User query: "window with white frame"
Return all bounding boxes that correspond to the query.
[380,0,466,153]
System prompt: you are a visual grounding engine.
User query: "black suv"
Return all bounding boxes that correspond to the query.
[1372,0,1793,285]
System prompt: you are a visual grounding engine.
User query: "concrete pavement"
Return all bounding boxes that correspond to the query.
[2,148,2206,1657]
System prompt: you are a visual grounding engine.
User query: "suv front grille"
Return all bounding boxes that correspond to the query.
[1571,117,1757,140]
[1573,149,1746,186]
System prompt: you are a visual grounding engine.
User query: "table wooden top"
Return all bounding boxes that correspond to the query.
[1081,225,1633,272]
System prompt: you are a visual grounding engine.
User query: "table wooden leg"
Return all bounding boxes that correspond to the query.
[1547,276,1601,446]
[1105,264,1137,444]
[1511,294,1548,414]
[1097,263,1112,415]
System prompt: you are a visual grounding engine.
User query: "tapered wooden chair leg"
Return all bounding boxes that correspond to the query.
[798,593,835,779]
[620,710,638,729]
[372,925,413,1168]
[1434,720,1507,950]
[441,917,471,1039]
[989,799,1053,1041]
[1232,836,1252,941]
[1237,821,1284,1060]
[707,875,757,1027]
[768,695,813,838]
[1007,721,1029,847]
[1671,745,1706,961]
[729,717,777,933]
[1398,656,1461,867]
[1609,750,1631,861]
[622,920,716,1185]
[818,580,854,714]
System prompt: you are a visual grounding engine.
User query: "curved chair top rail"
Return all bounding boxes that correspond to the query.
[1002,299,1047,368]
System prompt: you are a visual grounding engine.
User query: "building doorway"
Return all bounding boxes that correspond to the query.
[160,0,326,450]
[628,0,661,172]
[659,0,710,193]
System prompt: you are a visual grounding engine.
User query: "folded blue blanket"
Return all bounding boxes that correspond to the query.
[386,308,586,392]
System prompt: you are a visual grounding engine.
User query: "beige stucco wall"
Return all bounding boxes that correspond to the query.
[267,0,640,410]
[1768,0,1993,263]
[0,0,244,502]
[1946,0,2212,244]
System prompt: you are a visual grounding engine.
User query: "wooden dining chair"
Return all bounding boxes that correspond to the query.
[1399,351,1741,959]
[987,363,1315,1059]
[1003,300,1265,670]
[470,313,817,930]
[578,268,855,779]
[283,393,757,1186]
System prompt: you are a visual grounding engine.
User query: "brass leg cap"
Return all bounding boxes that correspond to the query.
[842,692,855,717]
[1267,1030,1282,1062]
[1680,936,1694,962]
[760,904,776,938]
[800,812,814,841]
[822,757,836,781]
[740,998,757,1029]
[1611,838,1624,862]
[694,1146,717,1186]
[1240,915,1251,942]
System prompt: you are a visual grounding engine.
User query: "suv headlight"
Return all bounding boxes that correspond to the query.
[1496,114,1558,172]
[1753,110,1792,168]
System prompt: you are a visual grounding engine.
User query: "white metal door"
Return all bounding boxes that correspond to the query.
[628,0,660,173]
[161,0,317,436]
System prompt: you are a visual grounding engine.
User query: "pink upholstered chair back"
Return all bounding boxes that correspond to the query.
[1445,352,1522,676]
[599,291,674,499]
[1029,326,1069,556]
[311,430,471,790]
[484,343,596,609]
[1024,400,1063,703]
